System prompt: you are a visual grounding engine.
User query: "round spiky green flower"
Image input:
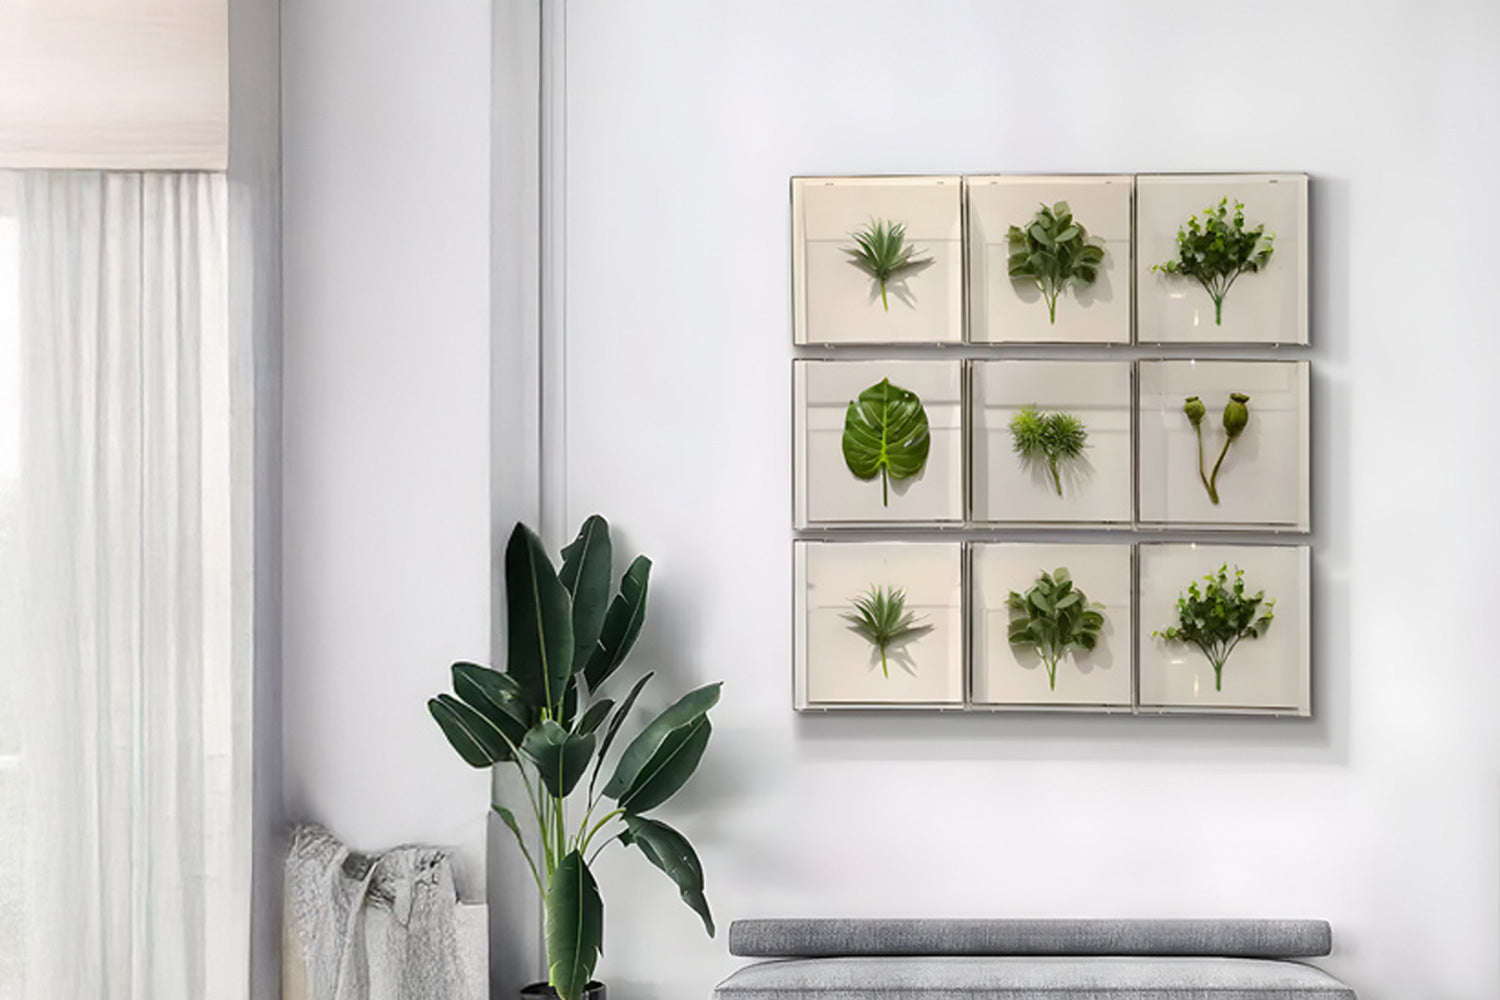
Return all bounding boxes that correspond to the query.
[1009,404,1089,498]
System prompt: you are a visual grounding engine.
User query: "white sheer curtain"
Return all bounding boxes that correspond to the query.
[8,171,248,1000]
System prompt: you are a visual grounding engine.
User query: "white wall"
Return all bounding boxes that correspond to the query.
[561,4,1500,1000]
[280,0,493,891]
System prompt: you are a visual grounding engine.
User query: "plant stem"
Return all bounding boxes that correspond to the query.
[880,278,889,312]
[879,643,889,679]
[587,832,622,866]
[1213,295,1223,325]
[1193,424,1212,500]
[1046,287,1058,324]
[1207,436,1233,505]
[1047,458,1063,497]
[579,808,625,854]
[1045,655,1058,691]
[881,468,889,507]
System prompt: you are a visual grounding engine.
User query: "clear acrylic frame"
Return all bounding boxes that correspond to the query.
[792,176,964,346]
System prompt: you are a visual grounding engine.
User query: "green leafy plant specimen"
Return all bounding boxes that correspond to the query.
[429,517,720,1000]
[1009,404,1089,497]
[1006,201,1105,324]
[1184,392,1251,505]
[1152,197,1275,325]
[841,584,933,678]
[842,378,931,507]
[1006,568,1105,691]
[1154,563,1275,691]
[843,218,932,311]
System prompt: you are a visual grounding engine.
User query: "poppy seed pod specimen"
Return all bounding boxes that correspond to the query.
[1183,396,1206,426]
[1193,390,1251,505]
[1222,392,1250,439]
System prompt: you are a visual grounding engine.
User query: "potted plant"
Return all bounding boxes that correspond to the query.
[429,516,720,1000]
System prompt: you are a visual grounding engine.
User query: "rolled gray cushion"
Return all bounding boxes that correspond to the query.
[728,919,1331,959]
[713,956,1356,1000]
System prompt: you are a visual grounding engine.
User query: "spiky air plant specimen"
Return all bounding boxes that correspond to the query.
[1152,197,1275,325]
[1184,392,1251,505]
[842,378,931,507]
[1154,564,1275,691]
[1006,201,1105,324]
[843,218,932,311]
[1009,404,1088,497]
[842,584,933,678]
[1006,568,1105,691]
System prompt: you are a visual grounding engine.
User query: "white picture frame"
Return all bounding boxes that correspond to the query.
[966,174,1132,344]
[970,359,1133,525]
[1136,173,1309,345]
[1137,543,1311,715]
[794,540,964,709]
[1138,359,1310,531]
[970,542,1134,710]
[794,359,964,527]
[792,176,964,345]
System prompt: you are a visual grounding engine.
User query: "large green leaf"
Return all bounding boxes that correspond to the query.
[505,523,575,715]
[521,720,596,799]
[546,851,602,1000]
[574,698,614,737]
[452,662,530,750]
[603,683,720,800]
[621,814,714,936]
[581,555,651,691]
[841,378,930,507]
[560,515,613,679]
[604,683,719,812]
[429,695,509,767]
[589,671,653,796]
[614,716,711,814]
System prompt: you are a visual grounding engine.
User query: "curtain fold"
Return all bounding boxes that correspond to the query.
[12,170,245,1000]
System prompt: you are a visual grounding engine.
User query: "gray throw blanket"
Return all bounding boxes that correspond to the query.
[286,824,474,1000]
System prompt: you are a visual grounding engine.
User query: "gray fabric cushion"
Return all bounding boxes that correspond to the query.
[713,956,1356,1000]
[728,919,1332,959]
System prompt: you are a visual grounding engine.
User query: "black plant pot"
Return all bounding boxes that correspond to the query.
[522,982,606,1000]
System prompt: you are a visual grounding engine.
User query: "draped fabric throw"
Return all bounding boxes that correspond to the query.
[285,825,477,1000]
[8,170,247,1000]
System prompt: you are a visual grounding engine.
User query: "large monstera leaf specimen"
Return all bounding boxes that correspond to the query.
[428,516,721,1000]
[841,377,931,507]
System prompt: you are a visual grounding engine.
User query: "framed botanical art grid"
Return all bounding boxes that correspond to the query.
[790,172,1313,717]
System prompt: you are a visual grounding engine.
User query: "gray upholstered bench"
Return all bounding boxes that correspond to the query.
[714,919,1356,1000]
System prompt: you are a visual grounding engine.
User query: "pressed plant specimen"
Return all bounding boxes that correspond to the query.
[1154,563,1275,691]
[1006,568,1105,691]
[843,218,932,311]
[1009,404,1089,497]
[842,377,931,507]
[1152,197,1275,325]
[841,584,933,678]
[1006,201,1105,324]
[1184,392,1251,505]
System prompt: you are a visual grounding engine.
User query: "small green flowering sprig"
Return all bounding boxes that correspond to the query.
[1185,392,1250,505]
[1154,564,1275,691]
[1152,197,1275,325]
